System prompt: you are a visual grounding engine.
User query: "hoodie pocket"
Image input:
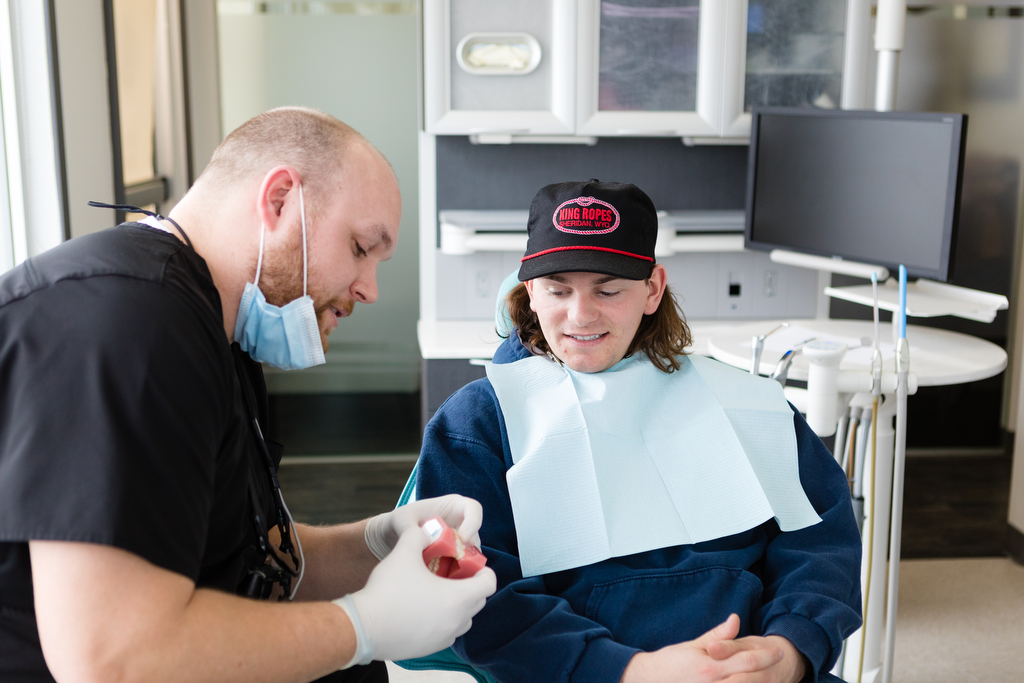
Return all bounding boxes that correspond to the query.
[584,566,764,651]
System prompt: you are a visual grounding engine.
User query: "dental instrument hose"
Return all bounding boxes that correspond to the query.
[858,273,883,683]
[881,266,909,683]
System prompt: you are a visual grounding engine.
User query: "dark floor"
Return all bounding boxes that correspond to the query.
[273,393,1017,559]
[278,459,416,526]
[268,393,422,456]
[270,393,422,524]
[900,454,1013,559]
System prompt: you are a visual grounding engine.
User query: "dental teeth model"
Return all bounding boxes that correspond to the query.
[421,517,487,579]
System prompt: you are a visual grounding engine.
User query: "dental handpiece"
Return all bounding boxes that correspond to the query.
[751,322,789,375]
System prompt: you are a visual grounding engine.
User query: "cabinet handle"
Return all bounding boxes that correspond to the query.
[614,129,677,136]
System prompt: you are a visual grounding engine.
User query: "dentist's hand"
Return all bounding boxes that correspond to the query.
[364,494,484,560]
[335,525,496,666]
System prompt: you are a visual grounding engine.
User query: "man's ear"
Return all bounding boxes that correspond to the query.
[524,279,538,313]
[256,165,300,234]
[644,265,668,315]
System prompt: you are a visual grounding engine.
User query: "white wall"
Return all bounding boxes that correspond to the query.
[218,5,421,393]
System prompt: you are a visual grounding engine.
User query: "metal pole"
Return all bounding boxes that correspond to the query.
[881,267,910,683]
[874,50,900,112]
[874,0,907,112]
[858,274,884,683]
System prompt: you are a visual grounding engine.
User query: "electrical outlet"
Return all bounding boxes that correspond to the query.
[728,271,743,309]
[717,254,755,317]
[436,252,504,320]
[475,269,491,299]
[764,270,778,298]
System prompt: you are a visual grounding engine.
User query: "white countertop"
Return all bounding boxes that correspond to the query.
[417,320,505,360]
[708,319,1006,387]
[419,319,794,361]
[419,318,1007,387]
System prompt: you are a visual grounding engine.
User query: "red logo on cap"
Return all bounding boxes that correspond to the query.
[552,196,620,235]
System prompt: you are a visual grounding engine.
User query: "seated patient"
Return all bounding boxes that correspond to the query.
[417,180,862,683]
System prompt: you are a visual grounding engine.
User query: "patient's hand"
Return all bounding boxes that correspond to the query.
[706,631,807,683]
[620,614,804,683]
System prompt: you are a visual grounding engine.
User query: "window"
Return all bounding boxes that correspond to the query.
[103,0,190,221]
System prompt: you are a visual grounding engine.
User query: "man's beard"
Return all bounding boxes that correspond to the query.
[258,231,353,353]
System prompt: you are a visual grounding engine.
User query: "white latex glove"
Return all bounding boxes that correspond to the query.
[364,494,483,561]
[334,525,496,666]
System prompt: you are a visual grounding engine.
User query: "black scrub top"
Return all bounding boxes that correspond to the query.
[0,224,276,681]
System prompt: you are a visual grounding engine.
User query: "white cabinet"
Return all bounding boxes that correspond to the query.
[423,0,577,135]
[424,0,866,138]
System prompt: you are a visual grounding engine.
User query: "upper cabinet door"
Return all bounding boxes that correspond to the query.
[576,0,727,137]
[722,0,851,137]
[424,0,576,135]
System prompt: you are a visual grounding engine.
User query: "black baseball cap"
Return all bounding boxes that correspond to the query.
[519,180,658,281]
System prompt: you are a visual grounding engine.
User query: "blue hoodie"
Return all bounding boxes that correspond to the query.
[417,334,862,683]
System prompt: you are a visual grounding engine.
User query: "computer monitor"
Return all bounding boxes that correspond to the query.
[744,107,968,282]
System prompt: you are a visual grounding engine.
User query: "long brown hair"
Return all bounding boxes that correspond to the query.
[504,280,692,373]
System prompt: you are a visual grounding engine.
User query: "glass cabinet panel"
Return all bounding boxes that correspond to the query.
[577,0,726,137]
[743,0,847,111]
[597,0,701,112]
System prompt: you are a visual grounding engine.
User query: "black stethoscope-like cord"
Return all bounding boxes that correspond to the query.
[231,350,305,601]
[87,200,194,250]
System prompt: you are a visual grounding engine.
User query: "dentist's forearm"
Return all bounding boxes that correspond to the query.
[288,520,379,601]
[31,540,358,683]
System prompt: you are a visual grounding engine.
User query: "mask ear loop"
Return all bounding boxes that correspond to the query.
[299,183,308,297]
[253,221,266,287]
[253,181,305,291]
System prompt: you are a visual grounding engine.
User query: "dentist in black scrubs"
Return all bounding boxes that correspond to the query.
[0,107,494,683]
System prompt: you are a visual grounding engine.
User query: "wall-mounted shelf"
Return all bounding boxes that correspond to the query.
[439,209,747,256]
[655,210,744,255]
[656,234,745,255]
[439,210,528,255]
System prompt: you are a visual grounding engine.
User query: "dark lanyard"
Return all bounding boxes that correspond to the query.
[89,199,301,597]
[232,348,303,600]
[87,200,194,249]
[90,200,302,598]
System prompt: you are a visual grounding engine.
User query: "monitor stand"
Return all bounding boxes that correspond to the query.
[769,249,890,280]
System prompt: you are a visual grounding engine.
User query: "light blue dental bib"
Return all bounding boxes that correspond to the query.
[486,354,821,577]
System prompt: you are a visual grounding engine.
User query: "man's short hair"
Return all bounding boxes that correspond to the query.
[505,280,692,373]
[198,106,365,211]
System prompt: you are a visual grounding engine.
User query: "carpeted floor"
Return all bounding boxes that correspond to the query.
[885,557,1024,683]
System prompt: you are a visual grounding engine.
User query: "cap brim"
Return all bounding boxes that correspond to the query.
[519,249,654,281]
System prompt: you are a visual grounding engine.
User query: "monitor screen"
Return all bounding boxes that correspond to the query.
[744,107,967,281]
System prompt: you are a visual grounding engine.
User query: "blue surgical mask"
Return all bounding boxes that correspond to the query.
[234,184,327,371]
